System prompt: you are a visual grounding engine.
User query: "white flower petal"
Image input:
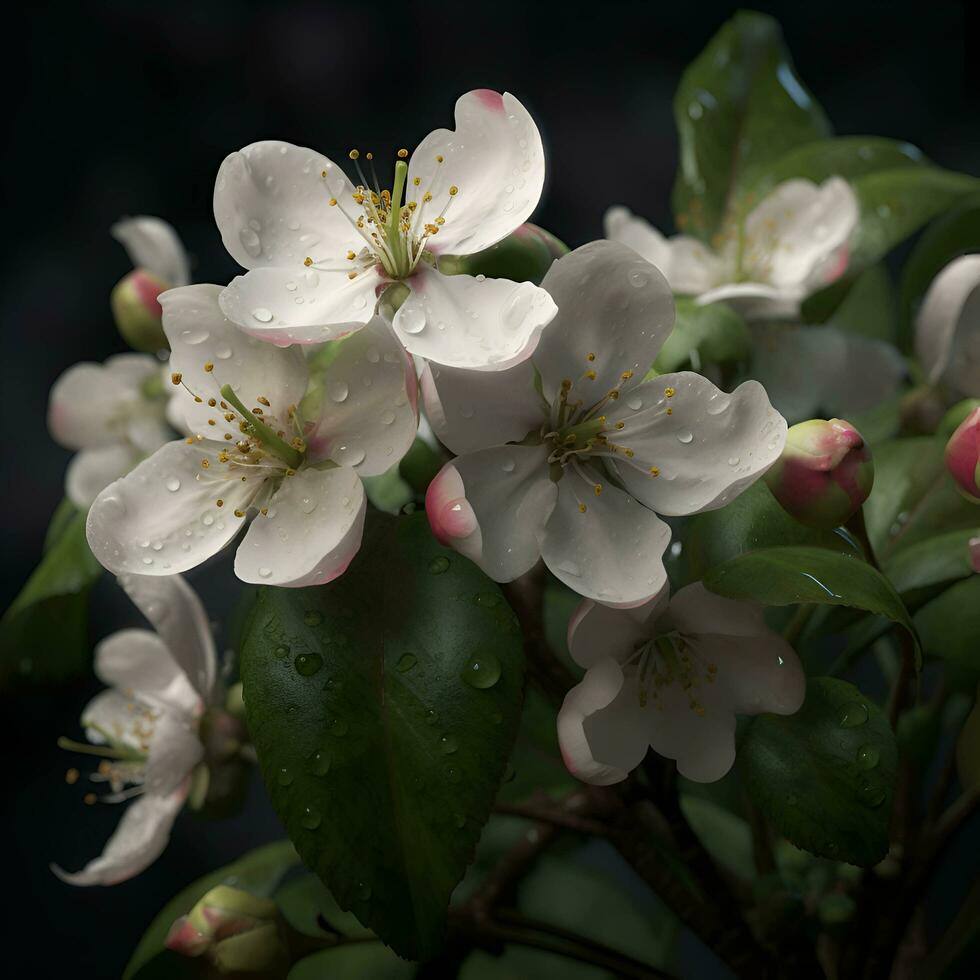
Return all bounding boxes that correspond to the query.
[743,177,858,290]
[420,358,542,455]
[112,216,190,286]
[603,206,672,273]
[541,477,670,607]
[118,574,218,704]
[81,689,155,752]
[393,267,555,371]
[606,373,786,516]
[915,254,980,392]
[304,317,418,477]
[51,785,188,886]
[162,283,309,440]
[86,440,257,577]
[667,236,730,295]
[219,265,383,346]
[235,466,366,587]
[558,658,650,786]
[48,355,158,450]
[695,281,802,320]
[214,141,361,269]
[534,242,674,401]
[66,445,141,510]
[566,591,669,669]
[94,628,201,718]
[407,90,544,256]
[141,712,205,796]
[666,582,769,638]
[427,447,557,582]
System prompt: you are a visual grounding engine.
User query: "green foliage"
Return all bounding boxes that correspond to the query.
[914,577,980,677]
[740,677,898,865]
[125,841,301,980]
[703,545,919,666]
[653,299,751,373]
[1,501,102,685]
[240,513,525,960]
[671,10,831,239]
[863,437,980,595]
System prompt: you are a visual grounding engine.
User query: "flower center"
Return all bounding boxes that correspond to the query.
[312,149,459,281]
[629,632,718,714]
[58,715,152,806]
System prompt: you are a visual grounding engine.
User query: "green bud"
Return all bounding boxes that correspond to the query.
[764,419,874,529]
[437,223,568,285]
[110,268,170,352]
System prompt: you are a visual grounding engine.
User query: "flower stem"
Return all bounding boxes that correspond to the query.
[220,384,303,470]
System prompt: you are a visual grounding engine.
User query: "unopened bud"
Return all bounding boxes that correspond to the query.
[765,419,874,529]
[110,268,169,352]
[438,223,568,285]
[166,885,283,971]
[944,406,980,501]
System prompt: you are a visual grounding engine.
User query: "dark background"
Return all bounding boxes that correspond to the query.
[3,1,977,975]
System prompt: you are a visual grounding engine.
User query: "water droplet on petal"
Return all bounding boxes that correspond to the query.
[251,307,274,323]
[239,228,262,258]
[399,305,426,335]
[328,381,349,403]
[628,268,650,288]
[677,431,694,445]
[258,566,272,578]
[165,476,181,492]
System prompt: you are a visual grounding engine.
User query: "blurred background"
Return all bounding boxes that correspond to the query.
[3,1,977,975]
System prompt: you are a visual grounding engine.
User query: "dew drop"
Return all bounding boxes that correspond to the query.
[165,476,181,492]
[239,228,262,258]
[215,345,233,360]
[357,882,372,901]
[301,805,322,830]
[859,781,886,807]
[307,750,330,777]
[440,734,459,755]
[251,307,274,323]
[399,305,427,334]
[328,381,349,403]
[677,431,694,445]
[475,592,501,609]
[330,717,349,737]
[856,744,880,770]
[428,555,450,575]
[628,269,650,288]
[295,652,324,676]
[180,327,210,345]
[303,610,323,627]
[277,767,293,787]
[299,496,318,515]
[462,651,502,689]
[396,652,417,673]
[274,644,290,660]
[258,567,272,579]
[201,512,215,527]
[839,702,869,728]
[445,766,462,784]
[501,459,516,473]
[627,396,643,411]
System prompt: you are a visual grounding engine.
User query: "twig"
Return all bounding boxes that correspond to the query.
[494,796,609,837]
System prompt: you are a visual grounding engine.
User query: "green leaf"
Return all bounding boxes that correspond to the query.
[679,795,755,881]
[703,545,920,666]
[898,192,980,350]
[683,481,857,585]
[653,299,751,373]
[240,512,525,960]
[361,465,413,515]
[740,677,897,865]
[0,503,102,685]
[826,264,896,342]
[914,576,980,677]
[671,10,831,240]
[125,841,300,980]
[289,945,414,980]
[438,224,568,285]
[863,437,980,594]
[850,167,980,268]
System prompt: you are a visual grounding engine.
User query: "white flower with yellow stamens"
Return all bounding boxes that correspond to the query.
[423,241,786,607]
[212,89,557,369]
[52,574,216,885]
[557,582,805,784]
[48,353,173,509]
[605,177,858,319]
[85,284,418,587]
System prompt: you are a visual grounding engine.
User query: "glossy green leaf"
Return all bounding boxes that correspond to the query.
[740,677,897,866]
[671,10,831,239]
[240,513,525,960]
[863,437,980,594]
[826,264,896,342]
[653,299,751,373]
[438,224,568,285]
[683,481,857,585]
[703,545,919,665]
[746,136,927,203]
[289,945,414,980]
[898,192,980,350]
[850,167,980,268]
[914,576,980,676]
[125,841,300,980]
[0,503,102,685]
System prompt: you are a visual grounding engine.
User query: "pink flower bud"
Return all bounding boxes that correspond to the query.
[944,407,980,501]
[110,268,170,352]
[764,419,874,529]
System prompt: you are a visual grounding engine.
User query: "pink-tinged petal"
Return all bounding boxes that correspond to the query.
[235,466,366,588]
[214,141,361,270]
[218,264,383,346]
[407,90,544,256]
[969,536,980,573]
[420,358,542,455]
[558,658,646,786]
[428,446,557,581]
[605,373,786,517]
[393,267,555,371]
[118,574,218,704]
[541,476,670,608]
[534,242,674,403]
[304,316,418,477]
[112,216,190,286]
[51,783,188,886]
[566,591,668,670]
[945,407,980,500]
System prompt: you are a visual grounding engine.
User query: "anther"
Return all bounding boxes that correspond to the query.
[201,459,210,469]
[65,768,79,784]
[84,793,97,806]
[449,185,459,196]
[207,398,217,407]
[664,386,675,398]
[586,352,596,361]
[578,503,587,513]
[204,362,214,373]
[216,499,224,507]
[349,149,360,160]
[649,467,660,477]
[234,509,245,518]
[346,250,356,261]
[397,148,408,158]
[257,396,270,407]
[593,484,603,496]
[436,154,444,163]
[170,372,182,385]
